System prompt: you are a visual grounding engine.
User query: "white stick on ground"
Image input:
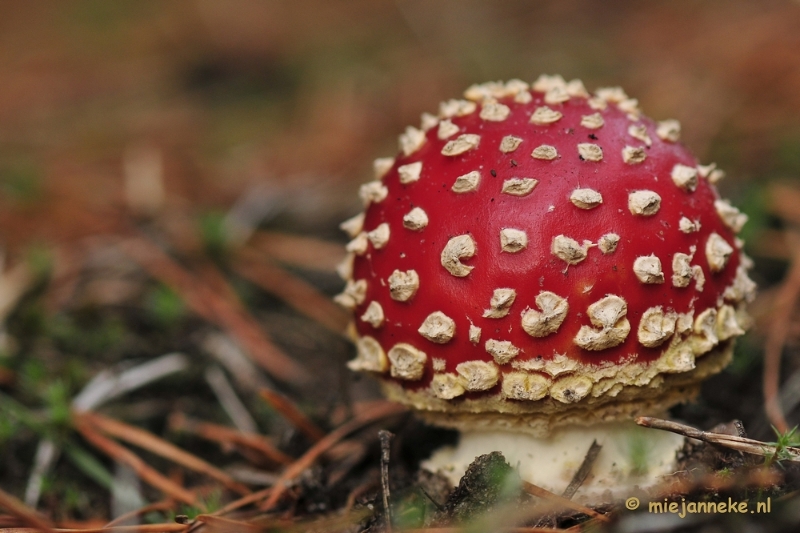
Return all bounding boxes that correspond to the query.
[24,440,58,507]
[72,352,189,413]
[202,332,270,394]
[111,463,146,522]
[205,366,259,434]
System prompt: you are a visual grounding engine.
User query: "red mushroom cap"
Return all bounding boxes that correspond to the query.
[336,76,755,434]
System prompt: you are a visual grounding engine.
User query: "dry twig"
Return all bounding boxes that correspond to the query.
[379,430,394,533]
[636,417,800,461]
[562,440,601,500]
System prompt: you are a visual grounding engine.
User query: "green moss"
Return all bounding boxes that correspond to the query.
[47,314,126,360]
[0,158,43,205]
[198,211,229,258]
[776,131,800,175]
[735,184,768,248]
[766,426,800,467]
[626,429,650,477]
[145,284,186,328]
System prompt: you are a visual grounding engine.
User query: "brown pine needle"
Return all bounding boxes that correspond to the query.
[118,236,309,384]
[259,388,326,442]
[0,486,56,532]
[195,259,312,384]
[6,526,188,532]
[562,440,601,500]
[0,366,14,386]
[213,487,273,516]
[403,515,572,533]
[185,488,274,533]
[235,253,349,335]
[521,481,609,523]
[768,183,800,225]
[44,244,88,313]
[261,401,408,511]
[193,488,273,533]
[250,507,374,533]
[169,412,293,466]
[103,500,174,527]
[78,411,250,495]
[194,514,259,533]
[248,231,345,272]
[762,231,800,433]
[75,418,198,506]
[654,468,782,498]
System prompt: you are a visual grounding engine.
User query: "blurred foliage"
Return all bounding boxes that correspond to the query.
[48,313,127,360]
[198,210,229,259]
[0,158,43,206]
[145,284,186,329]
[1,0,799,252]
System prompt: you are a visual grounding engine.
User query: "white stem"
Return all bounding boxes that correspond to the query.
[423,421,685,503]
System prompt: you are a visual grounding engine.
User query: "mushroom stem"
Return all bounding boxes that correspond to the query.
[423,420,684,503]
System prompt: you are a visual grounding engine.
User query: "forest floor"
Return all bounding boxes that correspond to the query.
[3,2,800,532]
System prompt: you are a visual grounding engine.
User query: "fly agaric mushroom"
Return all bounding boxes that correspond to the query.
[336,75,755,500]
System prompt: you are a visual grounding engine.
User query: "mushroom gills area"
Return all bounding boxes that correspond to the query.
[423,421,684,503]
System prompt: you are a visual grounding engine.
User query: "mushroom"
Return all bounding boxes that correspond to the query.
[336,76,756,501]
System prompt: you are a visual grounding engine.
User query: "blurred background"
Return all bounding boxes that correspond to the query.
[2,0,800,528]
[1,0,799,248]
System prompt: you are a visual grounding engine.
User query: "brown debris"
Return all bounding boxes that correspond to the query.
[437,452,520,524]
